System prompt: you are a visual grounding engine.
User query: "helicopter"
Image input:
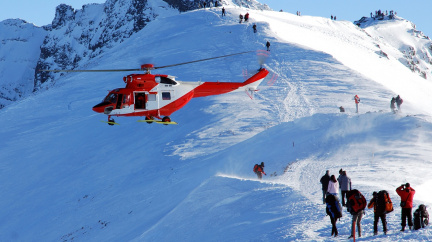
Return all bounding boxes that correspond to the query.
[41,51,270,125]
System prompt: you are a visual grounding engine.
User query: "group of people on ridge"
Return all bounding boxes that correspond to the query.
[320,169,429,238]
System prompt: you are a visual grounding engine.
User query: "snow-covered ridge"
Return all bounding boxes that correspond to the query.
[355,15,432,80]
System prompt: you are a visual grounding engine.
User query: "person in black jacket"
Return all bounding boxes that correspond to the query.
[320,170,331,204]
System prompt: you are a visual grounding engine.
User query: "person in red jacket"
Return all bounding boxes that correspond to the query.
[396,183,416,231]
[253,162,266,179]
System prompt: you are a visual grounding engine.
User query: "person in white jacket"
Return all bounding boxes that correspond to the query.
[327,175,339,196]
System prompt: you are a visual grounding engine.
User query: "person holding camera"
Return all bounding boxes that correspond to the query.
[396,183,416,231]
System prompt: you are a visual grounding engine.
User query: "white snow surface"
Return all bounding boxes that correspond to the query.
[0,3,432,241]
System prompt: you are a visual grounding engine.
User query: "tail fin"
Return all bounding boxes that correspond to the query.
[243,68,269,98]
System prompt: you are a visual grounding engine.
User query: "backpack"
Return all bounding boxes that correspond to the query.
[253,164,258,173]
[414,204,429,230]
[347,189,367,215]
[326,194,342,220]
[376,190,394,215]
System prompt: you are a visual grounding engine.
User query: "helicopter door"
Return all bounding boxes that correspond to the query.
[134,92,146,109]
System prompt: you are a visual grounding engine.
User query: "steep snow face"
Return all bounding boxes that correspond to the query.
[356,16,432,80]
[0,19,46,108]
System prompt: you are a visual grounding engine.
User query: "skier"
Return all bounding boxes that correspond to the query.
[320,170,331,204]
[252,24,257,33]
[339,106,345,112]
[390,97,396,113]
[354,95,360,113]
[239,14,243,23]
[395,95,403,111]
[244,12,249,22]
[221,7,225,17]
[266,41,270,51]
[396,183,416,231]
[253,162,266,179]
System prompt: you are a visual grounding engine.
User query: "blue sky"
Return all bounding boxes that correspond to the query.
[0,0,431,37]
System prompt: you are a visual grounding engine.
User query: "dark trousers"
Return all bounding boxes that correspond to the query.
[401,208,413,227]
[374,213,387,233]
[330,217,338,235]
[341,190,348,206]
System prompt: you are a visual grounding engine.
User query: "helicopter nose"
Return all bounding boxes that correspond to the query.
[92,101,112,113]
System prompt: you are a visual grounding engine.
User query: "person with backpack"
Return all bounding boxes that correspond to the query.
[395,95,403,111]
[346,189,366,239]
[325,194,342,237]
[320,170,331,204]
[244,12,249,22]
[253,162,266,179]
[396,183,416,231]
[368,191,392,235]
[327,175,339,196]
[338,171,352,207]
[413,204,429,230]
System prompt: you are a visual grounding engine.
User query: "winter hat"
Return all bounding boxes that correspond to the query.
[405,183,410,188]
[261,162,264,167]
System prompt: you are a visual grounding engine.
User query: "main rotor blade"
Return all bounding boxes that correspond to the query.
[39,68,142,73]
[154,51,255,69]
[39,51,255,73]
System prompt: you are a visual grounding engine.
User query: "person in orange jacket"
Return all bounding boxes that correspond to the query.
[253,162,266,179]
[396,183,416,231]
[354,95,360,113]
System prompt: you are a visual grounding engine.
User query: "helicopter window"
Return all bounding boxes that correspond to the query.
[148,94,156,101]
[123,94,130,104]
[104,93,118,103]
[162,92,171,100]
[160,76,177,85]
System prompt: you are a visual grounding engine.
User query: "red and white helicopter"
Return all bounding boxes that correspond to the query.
[42,51,269,125]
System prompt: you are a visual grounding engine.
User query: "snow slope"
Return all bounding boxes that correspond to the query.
[0,2,431,241]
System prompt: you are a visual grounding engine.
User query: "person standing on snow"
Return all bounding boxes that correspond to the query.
[221,7,226,17]
[252,23,257,33]
[396,183,415,231]
[327,175,339,196]
[253,162,266,179]
[239,14,243,23]
[395,95,403,112]
[320,170,331,204]
[390,97,396,113]
[339,171,352,207]
[266,41,270,51]
[354,95,360,113]
[244,12,249,22]
[368,191,388,235]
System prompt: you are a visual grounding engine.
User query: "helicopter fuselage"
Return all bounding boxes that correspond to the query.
[92,68,269,121]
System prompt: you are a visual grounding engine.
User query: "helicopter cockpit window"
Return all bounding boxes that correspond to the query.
[159,76,177,85]
[104,93,118,103]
